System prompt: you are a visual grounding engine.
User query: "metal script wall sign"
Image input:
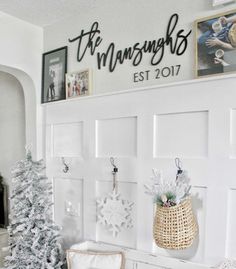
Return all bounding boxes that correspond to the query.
[68,13,192,73]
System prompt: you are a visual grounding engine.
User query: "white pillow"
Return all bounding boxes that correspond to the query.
[67,249,124,269]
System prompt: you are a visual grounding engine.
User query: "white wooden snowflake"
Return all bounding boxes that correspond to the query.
[96,190,134,237]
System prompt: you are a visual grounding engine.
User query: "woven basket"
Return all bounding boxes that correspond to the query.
[153,198,198,250]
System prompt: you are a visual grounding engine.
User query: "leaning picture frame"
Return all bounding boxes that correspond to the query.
[41,46,67,103]
[66,69,91,99]
[195,10,236,78]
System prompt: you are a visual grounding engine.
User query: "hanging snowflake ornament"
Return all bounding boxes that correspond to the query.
[96,190,134,237]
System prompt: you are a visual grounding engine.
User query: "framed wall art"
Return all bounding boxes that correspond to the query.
[195,10,236,78]
[66,69,91,99]
[41,46,67,103]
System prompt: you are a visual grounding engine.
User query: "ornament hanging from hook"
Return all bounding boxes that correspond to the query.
[110,157,118,173]
[110,157,118,192]
[96,157,133,237]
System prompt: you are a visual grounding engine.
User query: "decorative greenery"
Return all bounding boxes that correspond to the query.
[144,169,191,208]
[154,191,177,207]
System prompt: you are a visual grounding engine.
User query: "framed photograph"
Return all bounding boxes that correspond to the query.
[213,0,234,6]
[41,46,67,103]
[66,69,91,99]
[195,10,236,78]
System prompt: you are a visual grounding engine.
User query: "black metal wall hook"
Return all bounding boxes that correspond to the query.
[175,157,183,179]
[110,157,118,191]
[61,157,69,173]
[110,157,118,174]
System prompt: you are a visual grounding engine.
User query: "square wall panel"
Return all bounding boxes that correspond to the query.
[53,177,83,249]
[226,189,236,259]
[53,122,83,157]
[96,117,137,157]
[154,111,208,158]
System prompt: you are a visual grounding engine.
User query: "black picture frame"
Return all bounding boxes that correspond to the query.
[41,46,67,103]
[195,10,236,78]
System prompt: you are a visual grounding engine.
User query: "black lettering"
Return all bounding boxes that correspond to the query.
[161,67,171,77]
[133,72,139,83]
[132,43,143,66]
[143,40,158,53]
[176,64,181,75]
[97,43,115,71]
[145,70,150,80]
[155,68,161,79]
[69,14,191,72]
[165,14,179,53]
[123,47,135,61]
[69,22,102,62]
[151,38,165,65]
[176,30,192,55]
[139,72,144,81]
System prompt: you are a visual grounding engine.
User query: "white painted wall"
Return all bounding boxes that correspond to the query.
[44,75,236,267]
[44,0,236,94]
[42,2,236,267]
[0,11,43,159]
[0,72,25,185]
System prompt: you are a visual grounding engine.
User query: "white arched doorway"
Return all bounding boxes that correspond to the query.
[0,72,25,184]
[0,65,38,231]
[0,64,38,160]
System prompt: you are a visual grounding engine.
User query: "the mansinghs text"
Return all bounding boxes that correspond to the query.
[68,14,192,72]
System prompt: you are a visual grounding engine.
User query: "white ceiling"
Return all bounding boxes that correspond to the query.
[0,0,99,27]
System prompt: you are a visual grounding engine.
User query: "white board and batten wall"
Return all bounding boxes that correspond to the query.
[43,75,236,269]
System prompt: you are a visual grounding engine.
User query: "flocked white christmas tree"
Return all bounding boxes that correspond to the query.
[4,150,63,269]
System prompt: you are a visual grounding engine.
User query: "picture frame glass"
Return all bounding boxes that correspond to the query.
[42,47,67,103]
[66,69,91,99]
[196,10,236,77]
